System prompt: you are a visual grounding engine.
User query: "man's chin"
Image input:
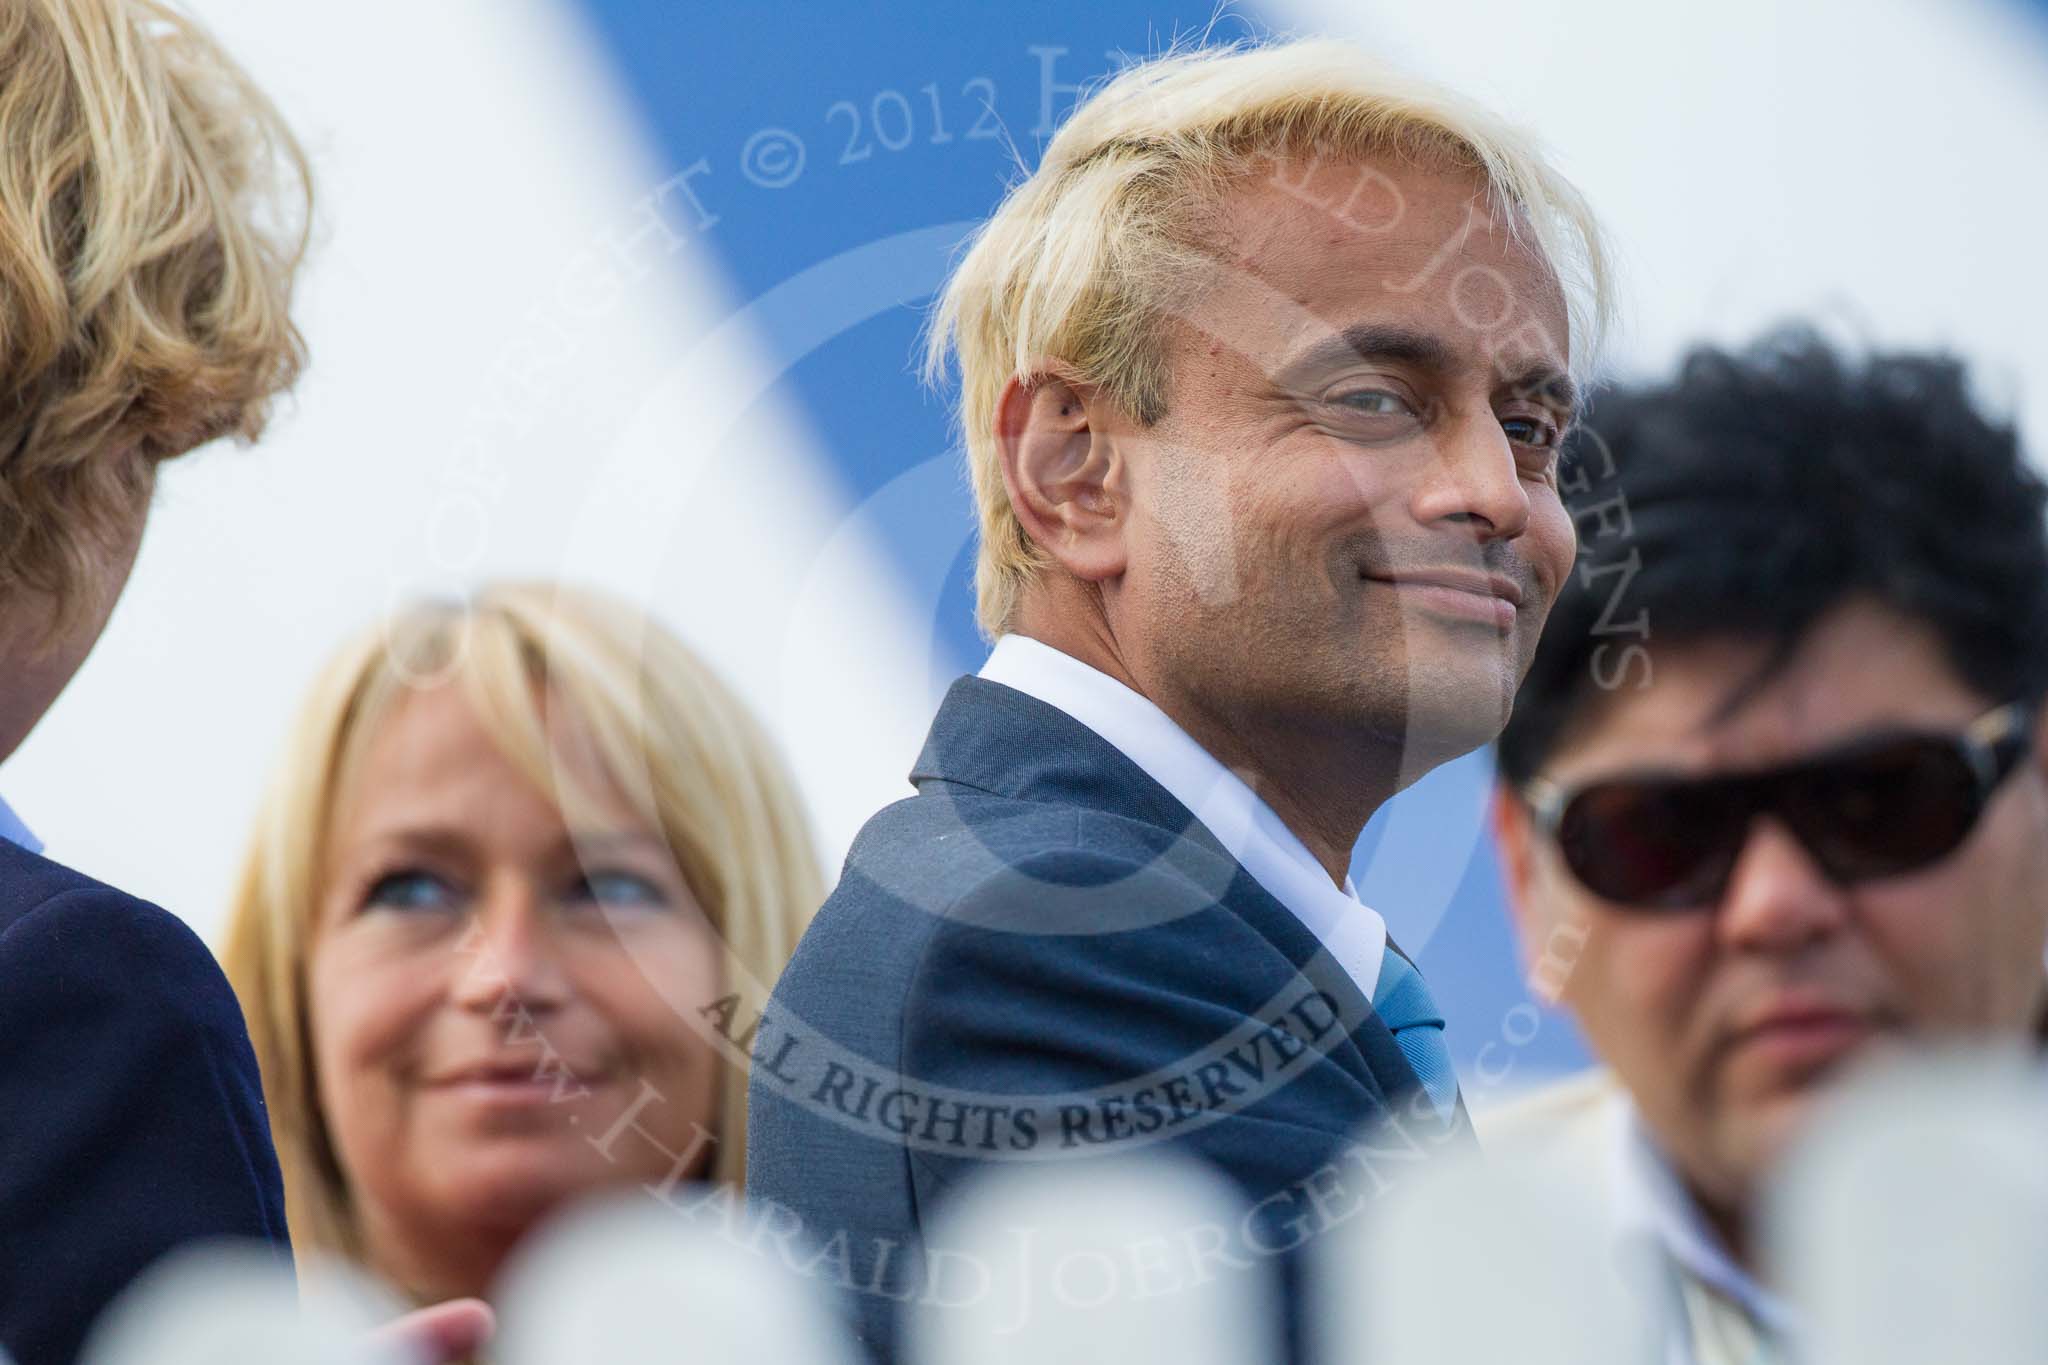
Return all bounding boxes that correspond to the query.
[1382,663,1519,767]
[1712,1078,1848,1205]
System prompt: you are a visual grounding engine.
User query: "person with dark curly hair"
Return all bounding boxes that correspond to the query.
[1485,329,2048,1364]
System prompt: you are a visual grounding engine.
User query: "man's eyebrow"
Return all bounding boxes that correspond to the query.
[1502,362,1579,420]
[1275,324,1576,412]
[1278,324,1460,384]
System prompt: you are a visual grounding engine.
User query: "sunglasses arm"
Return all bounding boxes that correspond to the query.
[1519,776,1568,837]
[1963,702,2033,789]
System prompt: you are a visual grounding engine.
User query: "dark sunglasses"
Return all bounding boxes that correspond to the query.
[1522,702,2035,909]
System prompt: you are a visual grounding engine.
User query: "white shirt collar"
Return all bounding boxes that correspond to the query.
[1608,1099,1799,1345]
[0,794,40,856]
[978,634,1387,993]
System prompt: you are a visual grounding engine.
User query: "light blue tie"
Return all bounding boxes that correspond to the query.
[1371,949,1459,1120]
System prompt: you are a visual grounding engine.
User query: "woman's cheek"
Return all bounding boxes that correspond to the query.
[582,929,726,1120]
[308,936,442,1123]
[576,935,701,1058]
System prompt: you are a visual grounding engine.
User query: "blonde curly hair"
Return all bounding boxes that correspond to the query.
[0,0,310,636]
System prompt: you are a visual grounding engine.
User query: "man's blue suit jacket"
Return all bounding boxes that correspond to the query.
[0,839,289,1365]
[747,677,1470,1360]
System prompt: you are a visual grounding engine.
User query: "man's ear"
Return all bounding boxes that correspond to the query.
[1490,781,1560,1003]
[994,368,1125,584]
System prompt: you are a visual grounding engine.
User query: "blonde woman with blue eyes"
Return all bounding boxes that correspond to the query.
[221,584,822,1307]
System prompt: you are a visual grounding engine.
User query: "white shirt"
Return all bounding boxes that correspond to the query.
[1613,1105,1797,1362]
[0,794,40,855]
[978,634,1388,995]
[1481,1070,1795,1365]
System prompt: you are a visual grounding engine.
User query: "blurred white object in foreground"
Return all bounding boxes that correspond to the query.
[59,1054,2048,1362]
[906,1154,1277,1365]
[493,1192,860,1365]
[1772,1052,2048,1365]
[1314,1134,1657,1363]
[81,1243,395,1365]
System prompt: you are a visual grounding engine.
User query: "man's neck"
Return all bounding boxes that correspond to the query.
[0,594,106,764]
[1008,612,1396,885]
[1157,689,1385,885]
[1695,1181,1758,1277]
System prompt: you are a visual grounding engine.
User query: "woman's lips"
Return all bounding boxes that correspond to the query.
[439,1077,589,1106]
[429,1061,608,1106]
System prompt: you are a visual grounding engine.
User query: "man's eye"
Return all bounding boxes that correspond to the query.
[571,870,668,910]
[1330,389,1412,416]
[1502,413,1561,448]
[364,870,459,912]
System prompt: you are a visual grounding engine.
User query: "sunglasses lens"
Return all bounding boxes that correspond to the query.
[1557,780,1745,908]
[1792,736,1984,881]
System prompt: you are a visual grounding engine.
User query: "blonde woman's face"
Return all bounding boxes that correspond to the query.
[308,682,724,1284]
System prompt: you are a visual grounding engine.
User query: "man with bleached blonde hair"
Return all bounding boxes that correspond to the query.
[750,37,1614,1360]
[0,4,314,1361]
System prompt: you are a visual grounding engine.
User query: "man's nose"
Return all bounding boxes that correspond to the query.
[1715,817,1852,953]
[453,884,570,1014]
[1411,411,1532,542]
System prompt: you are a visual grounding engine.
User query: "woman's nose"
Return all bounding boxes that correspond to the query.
[451,884,570,1015]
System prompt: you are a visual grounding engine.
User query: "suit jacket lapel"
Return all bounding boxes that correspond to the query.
[913,676,1426,1110]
